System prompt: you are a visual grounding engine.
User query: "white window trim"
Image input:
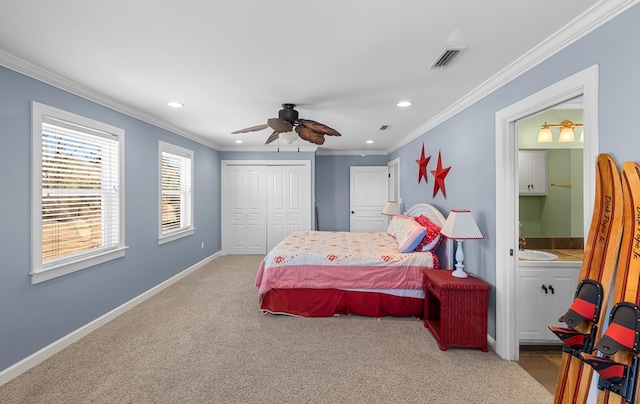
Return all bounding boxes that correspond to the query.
[31,102,126,284]
[158,141,194,245]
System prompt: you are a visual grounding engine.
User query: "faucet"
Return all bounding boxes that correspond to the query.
[519,237,527,251]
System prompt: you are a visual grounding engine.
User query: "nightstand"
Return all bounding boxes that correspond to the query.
[422,268,491,352]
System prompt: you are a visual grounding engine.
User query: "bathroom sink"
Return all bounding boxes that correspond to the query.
[519,249,558,261]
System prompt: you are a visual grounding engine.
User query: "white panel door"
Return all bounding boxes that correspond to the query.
[266,165,310,250]
[226,166,266,254]
[245,167,267,254]
[349,166,389,232]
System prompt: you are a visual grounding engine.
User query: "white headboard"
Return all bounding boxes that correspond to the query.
[404,203,453,270]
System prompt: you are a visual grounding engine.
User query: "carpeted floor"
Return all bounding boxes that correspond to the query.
[0,255,553,403]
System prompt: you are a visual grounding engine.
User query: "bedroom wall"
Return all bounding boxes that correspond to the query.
[315,154,389,231]
[0,66,221,373]
[389,2,640,339]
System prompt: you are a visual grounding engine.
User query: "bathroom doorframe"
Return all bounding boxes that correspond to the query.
[494,65,599,361]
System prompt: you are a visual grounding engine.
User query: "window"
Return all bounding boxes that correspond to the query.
[158,141,194,244]
[31,102,125,284]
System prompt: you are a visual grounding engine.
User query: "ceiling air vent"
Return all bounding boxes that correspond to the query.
[429,47,465,69]
[379,125,389,131]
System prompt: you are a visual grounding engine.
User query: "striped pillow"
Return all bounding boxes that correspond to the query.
[387,215,426,253]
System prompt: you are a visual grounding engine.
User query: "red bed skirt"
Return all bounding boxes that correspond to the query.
[260,288,424,317]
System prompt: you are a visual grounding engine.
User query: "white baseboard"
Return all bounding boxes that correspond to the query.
[0,251,221,387]
[487,334,497,353]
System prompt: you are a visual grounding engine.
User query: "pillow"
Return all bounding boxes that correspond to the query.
[387,215,426,253]
[414,215,442,252]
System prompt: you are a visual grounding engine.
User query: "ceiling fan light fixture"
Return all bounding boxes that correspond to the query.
[279,131,297,145]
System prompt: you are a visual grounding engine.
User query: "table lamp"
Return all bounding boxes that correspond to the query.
[381,201,399,215]
[440,210,483,278]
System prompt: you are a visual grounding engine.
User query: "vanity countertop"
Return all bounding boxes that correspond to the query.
[528,248,583,262]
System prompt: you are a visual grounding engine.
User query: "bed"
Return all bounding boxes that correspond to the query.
[254,203,454,317]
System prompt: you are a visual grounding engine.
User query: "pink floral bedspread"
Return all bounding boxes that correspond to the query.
[255,231,438,296]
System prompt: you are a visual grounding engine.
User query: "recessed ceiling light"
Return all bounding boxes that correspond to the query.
[396,101,412,108]
[166,101,184,108]
[234,140,243,144]
[366,140,374,144]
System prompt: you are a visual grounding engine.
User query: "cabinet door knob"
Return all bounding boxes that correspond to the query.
[541,285,548,294]
[548,285,554,294]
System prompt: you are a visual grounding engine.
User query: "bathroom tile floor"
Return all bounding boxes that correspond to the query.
[518,346,562,394]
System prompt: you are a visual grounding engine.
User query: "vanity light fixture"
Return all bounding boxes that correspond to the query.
[537,120,583,143]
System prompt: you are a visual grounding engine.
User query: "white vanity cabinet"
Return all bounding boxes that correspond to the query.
[519,150,547,195]
[518,261,580,343]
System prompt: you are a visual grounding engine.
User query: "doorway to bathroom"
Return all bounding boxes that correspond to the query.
[515,101,585,348]
[494,65,599,361]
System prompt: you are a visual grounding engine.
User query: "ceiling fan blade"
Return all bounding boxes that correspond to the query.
[231,123,269,134]
[265,131,281,144]
[298,119,341,137]
[295,126,325,145]
[267,118,293,133]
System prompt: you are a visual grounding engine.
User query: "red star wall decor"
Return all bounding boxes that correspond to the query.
[415,143,430,184]
[430,151,451,198]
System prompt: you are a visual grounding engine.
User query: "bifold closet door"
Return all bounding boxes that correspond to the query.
[226,166,267,254]
[266,165,311,251]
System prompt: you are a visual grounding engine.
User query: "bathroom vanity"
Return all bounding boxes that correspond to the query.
[518,251,582,344]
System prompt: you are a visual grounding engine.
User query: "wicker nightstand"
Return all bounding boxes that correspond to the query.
[422,268,491,352]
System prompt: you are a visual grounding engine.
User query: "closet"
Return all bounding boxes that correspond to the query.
[222,160,311,254]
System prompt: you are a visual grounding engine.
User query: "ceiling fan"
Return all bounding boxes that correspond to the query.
[231,103,342,145]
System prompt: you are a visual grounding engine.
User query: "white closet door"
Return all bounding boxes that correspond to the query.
[245,167,267,254]
[267,165,310,251]
[226,166,266,254]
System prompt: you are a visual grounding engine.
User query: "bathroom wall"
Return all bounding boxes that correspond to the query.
[518,109,584,239]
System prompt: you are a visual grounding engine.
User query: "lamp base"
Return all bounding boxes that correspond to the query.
[451,267,468,278]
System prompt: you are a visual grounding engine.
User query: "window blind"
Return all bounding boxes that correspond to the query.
[161,150,192,236]
[41,117,120,266]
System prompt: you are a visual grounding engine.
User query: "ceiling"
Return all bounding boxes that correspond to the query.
[0,0,605,153]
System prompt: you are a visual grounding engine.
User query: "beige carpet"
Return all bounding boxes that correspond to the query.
[0,255,552,403]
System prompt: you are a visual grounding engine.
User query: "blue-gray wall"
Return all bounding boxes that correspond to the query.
[390,3,640,337]
[0,66,221,371]
[316,154,389,231]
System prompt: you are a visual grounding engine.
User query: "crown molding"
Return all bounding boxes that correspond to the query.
[0,49,220,150]
[388,0,640,153]
[315,149,388,156]
[219,145,318,153]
